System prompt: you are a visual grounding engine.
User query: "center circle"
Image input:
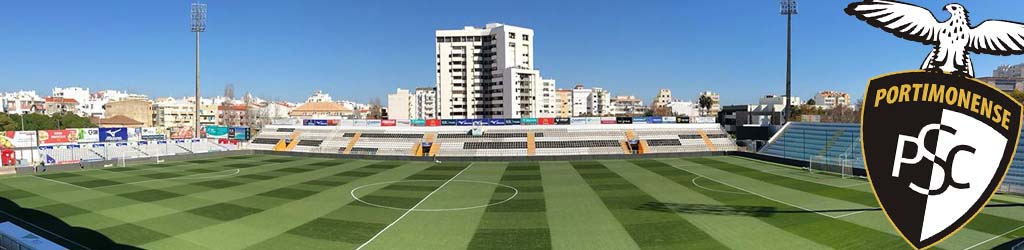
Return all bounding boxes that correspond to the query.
[349,180,519,212]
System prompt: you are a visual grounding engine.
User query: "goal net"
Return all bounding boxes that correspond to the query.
[810,154,859,179]
[809,155,840,175]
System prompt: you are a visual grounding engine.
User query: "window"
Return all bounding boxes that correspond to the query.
[523,34,529,41]
[509,32,516,39]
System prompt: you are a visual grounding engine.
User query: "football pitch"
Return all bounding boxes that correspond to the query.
[1,154,1022,250]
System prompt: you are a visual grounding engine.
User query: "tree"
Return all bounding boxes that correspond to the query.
[1010,90,1024,104]
[2,113,94,131]
[806,99,816,106]
[0,113,17,131]
[651,106,673,117]
[698,95,713,116]
[367,98,383,119]
[56,113,96,129]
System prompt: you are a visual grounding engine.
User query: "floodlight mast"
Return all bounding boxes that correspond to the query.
[191,2,206,139]
[780,0,797,124]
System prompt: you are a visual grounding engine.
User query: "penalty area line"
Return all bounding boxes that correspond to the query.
[354,163,475,250]
[963,224,1024,250]
[668,163,851,219]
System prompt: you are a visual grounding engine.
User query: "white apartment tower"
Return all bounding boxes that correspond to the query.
[414,87,438,119]
[436,23,553,118]
[570,84,611,116]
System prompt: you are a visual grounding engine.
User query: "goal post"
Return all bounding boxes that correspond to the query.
[808,155,826,174]
[809,154,849,176]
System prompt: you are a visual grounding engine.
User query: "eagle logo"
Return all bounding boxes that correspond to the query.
[846,0,1024,77]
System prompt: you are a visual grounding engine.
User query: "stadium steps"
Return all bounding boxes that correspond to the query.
[176,144,193,154]
[816,129,845,158]
[342,132,362,154]
[698,129,718,151]
[527,132,536,156]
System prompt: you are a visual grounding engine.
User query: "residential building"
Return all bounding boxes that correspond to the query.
[387,88,414,120]
[289,102,353,118]
[218,103,249,127]
[152,97,198,128]
[51,87,90,115]
[537,79,557,117]
[610,96,647,116]
[570,84,611,116]
[698,91,721,116]
[652,89,672,109]
[994,63,1024,78]
[812,91,850,108]
[414,87,438,119]
[759,95,801,106]
[435,23,551,118]
[668,101,699,117]
[980,64,1024,91]
[1,91,45,114]
[555,89,572,117]
[249,101,294,129]
[104,99,154,127]
[43,97,77,115]
[306,90,333,103]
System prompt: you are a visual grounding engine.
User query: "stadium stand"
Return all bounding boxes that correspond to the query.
[250,123,737,157]
[37,139,230,164]
[760,122,1024,194]
[759,122,863,170]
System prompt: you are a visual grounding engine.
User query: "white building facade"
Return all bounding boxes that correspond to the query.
[758,95,801,106]
[570,84,611,116]
[387,88,414,120]
[668,101,699,117]
[435,23,553,119]
[1,91,45,114]
[414,87,438,119]
[813,90,851,108]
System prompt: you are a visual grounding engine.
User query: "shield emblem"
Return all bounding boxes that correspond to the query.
[861,71,1023,249]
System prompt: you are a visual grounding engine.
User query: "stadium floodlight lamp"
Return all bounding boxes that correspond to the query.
[780,0,797,124]
[191,3,207,33]
[780,0,798,15]
[191,2,206,139]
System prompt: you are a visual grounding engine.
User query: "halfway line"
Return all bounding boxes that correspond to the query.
[354,163,474,250]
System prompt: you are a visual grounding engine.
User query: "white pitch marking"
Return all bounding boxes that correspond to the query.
[667,163,848,219]
[350,179,518,212]
[832,210,868,219]
[34,169,241,190]
[32,176,89,189]
[962,224,1024,250]
[355,163,474,250]
[690,177,750,195]
[732,159,869,189]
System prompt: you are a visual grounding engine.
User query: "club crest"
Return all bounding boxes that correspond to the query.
[847,1,1024,248]
[860,71,1021,249]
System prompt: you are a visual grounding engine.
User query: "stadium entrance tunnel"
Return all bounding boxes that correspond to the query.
[350,180,518,211]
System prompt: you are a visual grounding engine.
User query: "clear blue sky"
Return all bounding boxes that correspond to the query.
[2,0,1024,105]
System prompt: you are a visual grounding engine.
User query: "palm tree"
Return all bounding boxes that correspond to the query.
[698,95,712,116]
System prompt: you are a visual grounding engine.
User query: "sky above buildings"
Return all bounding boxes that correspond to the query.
[2,0,1024,105]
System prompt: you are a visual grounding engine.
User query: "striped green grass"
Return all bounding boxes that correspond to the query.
[0,155,1019,249]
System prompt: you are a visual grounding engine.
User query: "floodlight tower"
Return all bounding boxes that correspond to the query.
[191,2,207,139]
[780,0,797,124]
